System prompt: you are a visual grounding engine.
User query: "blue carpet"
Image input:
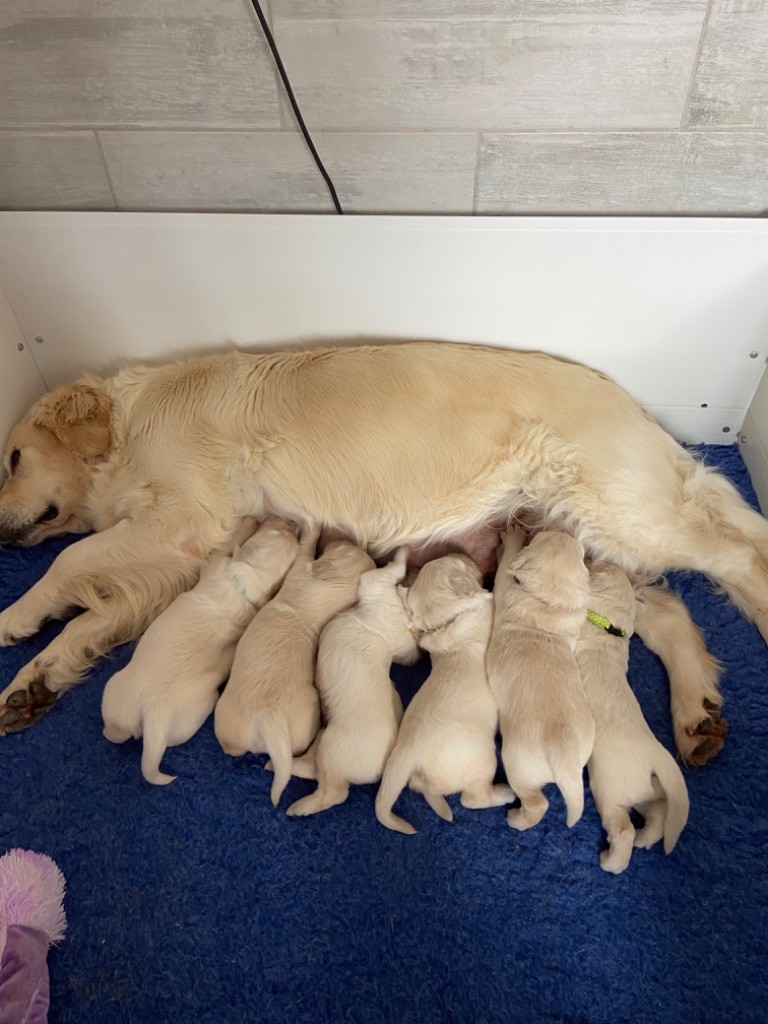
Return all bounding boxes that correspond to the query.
[2,444,767,1024]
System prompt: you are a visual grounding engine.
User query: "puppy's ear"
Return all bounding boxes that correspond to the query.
[33,379,111,457]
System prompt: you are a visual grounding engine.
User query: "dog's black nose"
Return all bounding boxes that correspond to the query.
[36,504,59,524]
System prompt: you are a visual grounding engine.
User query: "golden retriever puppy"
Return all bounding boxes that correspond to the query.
[214,525,374,806]
[576,563,689,873]
[487,527,594,830]
[285,547,418,817]
[375,555,515,835]
[101,518,298,784]
[2,341,757,754]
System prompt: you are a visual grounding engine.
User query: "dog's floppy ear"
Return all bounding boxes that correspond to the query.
[33,379,112,457]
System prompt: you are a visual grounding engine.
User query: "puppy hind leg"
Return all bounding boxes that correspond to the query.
[422,791,453,823]
[287,779,350,817]
[506,790,549,831]
[289,730,322,780]
[633,799,667,850]
[598,809,635,874]
[460,783,516,809]
[103,721,132,744]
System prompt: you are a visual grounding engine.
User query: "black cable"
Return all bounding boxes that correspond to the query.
[248,0,344,215]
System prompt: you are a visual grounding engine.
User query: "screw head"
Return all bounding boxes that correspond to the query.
[34,336,44,344]
[17,342,23,351]
[750,351,759,358]
[739,434,748,443]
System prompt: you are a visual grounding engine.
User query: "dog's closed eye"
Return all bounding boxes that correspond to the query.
[512,575,522,585]
[9,449,20,473]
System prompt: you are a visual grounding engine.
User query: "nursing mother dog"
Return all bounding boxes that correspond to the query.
[0,341,765,747]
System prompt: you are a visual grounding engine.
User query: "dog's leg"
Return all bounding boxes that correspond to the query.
[279,731,321,780]
[634,585,726,765]
[286,780,349,817]
[633,799,667,850]
[0,519,200,648]
[506,790,548,831]
[421,791,453,822]
[103,722,132,744]
[460,783,516,809]
[0,533,198,732]
[598,809,635,874]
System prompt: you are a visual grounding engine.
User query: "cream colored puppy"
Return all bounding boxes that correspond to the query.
[214,525,375,806]
[101,517,299,785]
[487,527,594,830]
[375,555,515,835]
[577,562,689,873]
[285,547,418,817]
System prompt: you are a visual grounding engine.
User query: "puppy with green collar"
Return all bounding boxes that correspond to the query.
[577,562,689,873]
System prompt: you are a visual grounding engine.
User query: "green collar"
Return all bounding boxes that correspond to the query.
[586,608,627,638]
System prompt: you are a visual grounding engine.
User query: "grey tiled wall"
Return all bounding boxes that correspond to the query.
[1,0,766,215]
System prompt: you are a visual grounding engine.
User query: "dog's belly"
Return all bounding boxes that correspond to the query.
[319,518,506,574]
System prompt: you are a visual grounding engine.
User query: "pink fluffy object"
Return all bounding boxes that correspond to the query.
[0,849,66,1024]
[0,850,66,954]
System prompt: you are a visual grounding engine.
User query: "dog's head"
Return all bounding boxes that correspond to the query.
[238,517,298,569]
[403,553,486,635]
[508,531,589,611]
[312,540,375,582]
[0,379,111,547]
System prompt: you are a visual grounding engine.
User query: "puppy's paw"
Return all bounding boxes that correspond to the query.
[0,675,58,735]
[677,699,728,765]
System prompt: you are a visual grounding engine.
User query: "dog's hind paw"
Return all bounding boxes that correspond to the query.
[678,699,728,765]
[0,676,58,735]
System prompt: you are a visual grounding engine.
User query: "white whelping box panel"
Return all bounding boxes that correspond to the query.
[1,212,768,506]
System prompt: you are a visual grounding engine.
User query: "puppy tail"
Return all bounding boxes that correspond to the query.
[264,718,294,808]
[141,713,176,786]
[375,749,416,835]
[549,749,585,828]
[653,751,690,854]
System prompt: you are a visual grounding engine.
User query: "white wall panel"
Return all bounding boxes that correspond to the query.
[0,213,767,447]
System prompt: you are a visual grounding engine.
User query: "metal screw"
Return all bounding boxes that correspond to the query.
[740,434,748,443]
[750,351,759,358]
[17,342,23,351]
[722,426,731,433]
[34,336,44,344]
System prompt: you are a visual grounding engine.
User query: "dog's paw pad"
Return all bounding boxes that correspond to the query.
[680,705,728,766]
[0,678,58,736]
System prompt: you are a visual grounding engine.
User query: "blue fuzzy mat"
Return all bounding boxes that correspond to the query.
[2,444,767,1024]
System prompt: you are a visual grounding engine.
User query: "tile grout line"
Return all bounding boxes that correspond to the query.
[1,124,765,136]
[680,0,715,128]
[93,130,119,211]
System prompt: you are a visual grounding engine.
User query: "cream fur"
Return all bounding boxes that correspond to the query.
[487,527,595,830]
[375,555,515,835]
[1,341,767,741]
[214,525,374,807]
[285,546,418,818]
[101,517,298,784]
[576,563,690,874]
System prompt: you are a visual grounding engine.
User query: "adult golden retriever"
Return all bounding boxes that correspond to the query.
[0,341,752,757]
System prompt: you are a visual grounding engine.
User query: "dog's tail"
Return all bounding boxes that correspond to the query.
[548,747,585,828]
[653,750,690,854]
[141,712,176,786]
[375,747,416,835]
[263,717,294,808]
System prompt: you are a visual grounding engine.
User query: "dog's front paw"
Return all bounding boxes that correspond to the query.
[0,675,58,735]
[677,699,728,765]
[0,605,41,646]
